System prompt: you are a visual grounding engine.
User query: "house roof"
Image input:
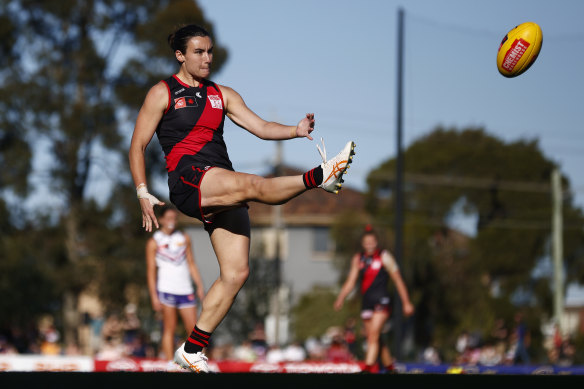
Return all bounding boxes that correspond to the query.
[179,165,365,227]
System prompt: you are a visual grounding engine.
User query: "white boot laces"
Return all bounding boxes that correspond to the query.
[316,137,327,163]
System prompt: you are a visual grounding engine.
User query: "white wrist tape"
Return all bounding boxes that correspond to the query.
[136,184,162,206]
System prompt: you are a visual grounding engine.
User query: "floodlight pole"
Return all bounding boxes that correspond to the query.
[394,7,405,359]
[273,141,283,346]
[551,168,564,330]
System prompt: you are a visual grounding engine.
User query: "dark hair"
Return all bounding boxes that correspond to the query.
[361,224,379,241]
[158,205,178,218]
[168,24,210,54]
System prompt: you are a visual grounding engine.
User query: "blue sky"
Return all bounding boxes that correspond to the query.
[191,0,584,209]
[22,0,584,222]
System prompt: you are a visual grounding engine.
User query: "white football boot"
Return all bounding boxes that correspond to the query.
[317,138,356,194]
[173,342,209,373]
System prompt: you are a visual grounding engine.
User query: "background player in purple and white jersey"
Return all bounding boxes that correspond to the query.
[334,227,414,373]
[146,206,205,362]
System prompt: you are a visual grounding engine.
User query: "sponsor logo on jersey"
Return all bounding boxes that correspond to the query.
[196,92,202,98]
[174,96,199,109]
[502,38,530,72]
[174,87,185,95]
[208,95,223,109]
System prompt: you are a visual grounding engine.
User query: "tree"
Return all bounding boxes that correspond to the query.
[333,127,584,360]
[292,286,361,342]
[0,0,228,346]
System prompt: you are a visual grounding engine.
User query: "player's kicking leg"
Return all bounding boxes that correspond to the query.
[199,139,356,209]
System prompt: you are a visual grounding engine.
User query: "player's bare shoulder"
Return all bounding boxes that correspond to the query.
[381,249,399,273]
[217,84,247,111]
[144,81,170,111]
[216,84,237,107]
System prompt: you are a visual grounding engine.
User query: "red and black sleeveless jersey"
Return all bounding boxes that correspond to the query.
[156,75,233,188]
[359,249,390,296]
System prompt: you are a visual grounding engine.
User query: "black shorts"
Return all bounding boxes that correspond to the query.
[170,165,215,225]
[361,294,391,319]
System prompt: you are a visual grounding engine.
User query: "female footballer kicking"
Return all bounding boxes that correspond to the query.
[129,24,355,372]
[146,206,205,363]
[334,227,414,373]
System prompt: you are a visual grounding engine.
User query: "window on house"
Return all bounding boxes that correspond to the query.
[313,227,333,254]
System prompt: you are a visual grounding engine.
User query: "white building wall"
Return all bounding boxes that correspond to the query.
[184,225,341,303]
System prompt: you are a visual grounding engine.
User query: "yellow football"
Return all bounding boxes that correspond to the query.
[497,22,543,78]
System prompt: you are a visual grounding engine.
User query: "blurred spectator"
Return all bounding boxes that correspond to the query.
[553,324,563,358]
[249,322,268,359]
[95,336,124,360]
[64,342,81,356]
[265,345,285,363]
[478,343,502,366]
[422,345,441,365]
[11,326,38,354]
[305,337,325,361]
[0,335,17,354]
[343,317,358,357]
[283,342,306,362]
[89,314,105,355]
[456,330,470,355]
[558,337,576,366]
[38,317,61,356]
[208,342,233,361]
[101,314,123,344]
[326,335,353,362]
[491,318,509,344]
[233,340,257,362]
[512,312,530,365]
[77,285,104,355]
[121,304,141,344]
[124,332,151,358]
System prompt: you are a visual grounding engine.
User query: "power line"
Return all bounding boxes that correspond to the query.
[407,12,584,42]
[369,171,552,193]
[373,216,583,231]
[408,13,501,39]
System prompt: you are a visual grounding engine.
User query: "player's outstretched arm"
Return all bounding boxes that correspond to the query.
[333,254,360,311]
[219,84,314,140]
[383,250,415,317]
[129,82,167,231]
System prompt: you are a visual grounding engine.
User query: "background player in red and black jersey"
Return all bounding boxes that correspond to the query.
[334,227,414,373]
[129,24,355,372]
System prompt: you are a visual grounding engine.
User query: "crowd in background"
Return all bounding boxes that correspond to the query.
[0,307,579,367]
[421,313,578,367]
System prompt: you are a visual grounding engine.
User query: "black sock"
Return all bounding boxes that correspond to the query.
[184,325,211,353]
[302,165,323,189]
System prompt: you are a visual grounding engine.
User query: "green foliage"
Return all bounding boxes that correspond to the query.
[0,218,61,327]
[329,210,371,279]
[0,0,228,338]
[292,286,361,342]
[337,127,584,359]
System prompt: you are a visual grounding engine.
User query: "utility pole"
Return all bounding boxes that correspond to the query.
[394,7,405,359]
[273,141,283,346]
[551,168,564,330]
